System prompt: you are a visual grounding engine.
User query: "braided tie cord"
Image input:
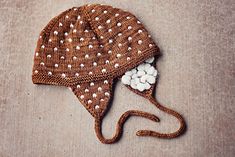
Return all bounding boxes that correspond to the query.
[94,97,186,144]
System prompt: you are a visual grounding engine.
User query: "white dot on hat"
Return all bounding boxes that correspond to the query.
[88,45,93,49]
[95,17,99,21]
[80,64,84,68]
[108,29,112,32]
[93,62,97,66]
[68,38,72,42]
[128,26,132,30]
[70,23,74,28]
[77,84,81,88]
[64,32,68,36]
[73,56,77,60]
[115,13,119,17]
[85,89,89,92]
[92,93,97,98]
[60,56,65,59]
[68,64,72,69]
[138,40,143,45]
[104,80,108,84]
[35,52,39,57]
[75,73,79,77]
[106,19,111,23]
[59,22,63,26]
[66,48,69,52]
[109,39,113,43]
[85,54,89,59]
[101,69,107,73]
[97,53,101,57]
[105,60,110,64]
[117,22,122,27]
[54,47,58,51]
[126,16,131,19]
[127,57,131,60]
[80,37,84,41]
[90,82,94,86]
[89,71,93,75]
[76,46,80,50]
[138,30,143,33]
[108,50,112,54]
[54,31,58,35]
[41,45,45,49]
[61,73,66,78]
[114,63,119,68]
[73,29,77,33]
[116,54,121,58]
[95,105,100,109]
[77,15,81,20]
[98,25,102,29]
[105,92,110,97]
[40,62,44,66]
[128,37,132,41]
[80,95,84,99]
[98,87,102,91]
[91,9,95,13]
[103,10,107,14]
[47,54,51,58]
[34,70,38,74]
[79,21,83,24]
[48,71,52,75]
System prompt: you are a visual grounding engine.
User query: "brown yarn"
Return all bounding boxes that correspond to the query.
[32,4,186,144]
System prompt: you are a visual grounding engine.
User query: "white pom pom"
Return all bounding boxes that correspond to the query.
[137,70,145,77]
[140,75,148,83]
[125,71,133,76]
[137,83,145,92]
[130,80,137,89]
[131,73,138,79]
[147,75,156,84]
[153,69,158,77]
[137,64,145,71]
[121,75,131,85]
[146,67,155,75]
[145,57,154,63]
[144,82,151,90]
[144,63,151,71]
[131,69,137,74]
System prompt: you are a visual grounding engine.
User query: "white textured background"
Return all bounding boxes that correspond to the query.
[0,0,234,157]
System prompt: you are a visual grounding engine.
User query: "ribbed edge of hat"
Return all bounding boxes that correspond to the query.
[32,46,159,86]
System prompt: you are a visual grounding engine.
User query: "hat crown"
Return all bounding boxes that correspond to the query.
[32,4,158,85]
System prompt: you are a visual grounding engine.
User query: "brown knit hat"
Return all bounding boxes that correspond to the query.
[32,4,186,144]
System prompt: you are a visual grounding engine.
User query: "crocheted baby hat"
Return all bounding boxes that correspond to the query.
[32,4,186,144]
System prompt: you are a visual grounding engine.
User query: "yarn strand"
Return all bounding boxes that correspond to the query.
[136,96,186,138]
[95,110,160,144]
[94,97,186,144]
